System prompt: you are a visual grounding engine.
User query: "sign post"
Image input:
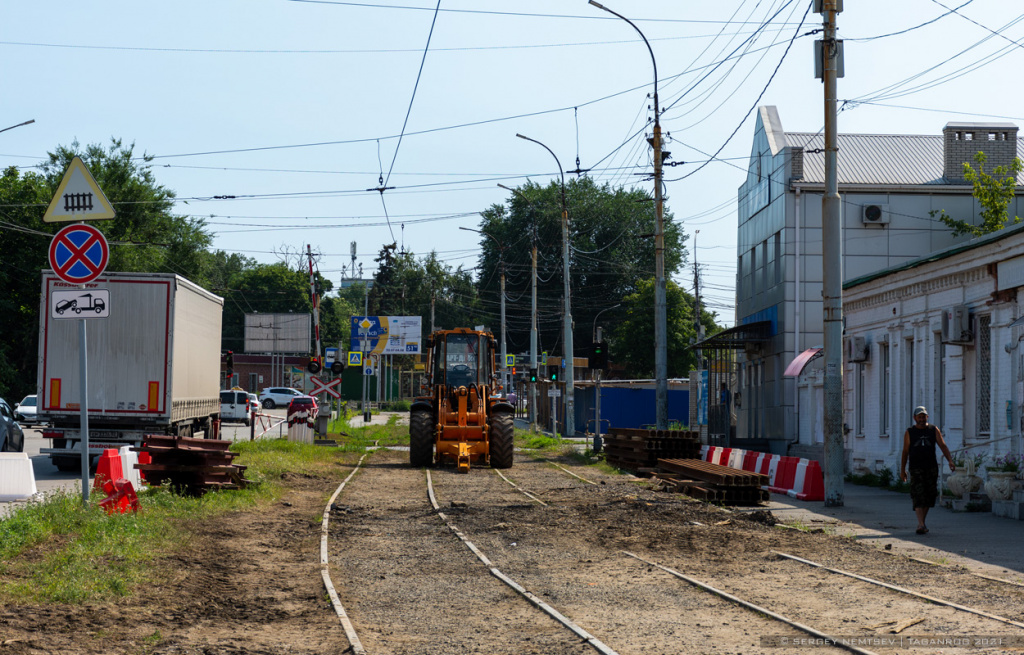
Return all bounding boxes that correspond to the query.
[45,158,114,506]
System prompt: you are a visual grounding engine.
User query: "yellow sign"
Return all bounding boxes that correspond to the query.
[348,352,363,366]
[43,157,116,222]
[359,318,372,330]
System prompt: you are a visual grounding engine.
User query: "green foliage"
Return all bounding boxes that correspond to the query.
[367,243,481,331]
[844,468,909,493]
[932,152,1023,237]
[479,177,686,362]
[611,278,721,378]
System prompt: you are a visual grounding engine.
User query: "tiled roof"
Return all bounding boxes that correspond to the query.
[786,132,1024,185]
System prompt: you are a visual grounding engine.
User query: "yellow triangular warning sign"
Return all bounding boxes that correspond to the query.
[43,157,116,223]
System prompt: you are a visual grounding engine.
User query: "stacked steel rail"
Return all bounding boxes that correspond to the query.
[134,436,250,495]
[654,458,768,505]
[603,428,701,474]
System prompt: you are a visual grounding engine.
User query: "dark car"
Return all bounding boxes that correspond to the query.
[287,396,318,418]
[55,298,77,315]
[0,397,25,452]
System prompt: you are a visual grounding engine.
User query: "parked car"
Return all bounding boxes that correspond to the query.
[0,397,25,452]
[247,393,260,416]
[14,394,41,425]
[219,389,251,426]
[259,387,303,409]
[287,395,318,419]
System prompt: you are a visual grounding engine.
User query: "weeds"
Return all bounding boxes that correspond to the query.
[0,425,406,605]
[845,468,910,493]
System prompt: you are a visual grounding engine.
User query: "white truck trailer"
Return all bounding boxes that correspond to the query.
[37,271,224,471]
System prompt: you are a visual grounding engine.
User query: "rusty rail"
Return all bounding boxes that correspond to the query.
[653,459,768,506]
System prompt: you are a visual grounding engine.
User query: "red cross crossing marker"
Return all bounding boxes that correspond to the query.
[310,376,342,399]
[49,223,109,284]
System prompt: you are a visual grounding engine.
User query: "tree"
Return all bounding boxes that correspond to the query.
[933,152,1023,237]
[476,177,686,359]
[611,278,719,378]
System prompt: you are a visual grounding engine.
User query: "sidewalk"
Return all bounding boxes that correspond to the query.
[749,484,1024,580]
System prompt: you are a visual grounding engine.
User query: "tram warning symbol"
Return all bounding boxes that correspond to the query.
[43,157,116,223]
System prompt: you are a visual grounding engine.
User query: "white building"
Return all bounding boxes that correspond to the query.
[842,223,1024,475]
[729,106,1023,460]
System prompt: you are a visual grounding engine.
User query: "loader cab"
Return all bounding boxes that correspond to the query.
[432,331,494,389]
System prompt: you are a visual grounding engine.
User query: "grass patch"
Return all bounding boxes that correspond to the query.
[845,468,910,493]
[0,430,401,605]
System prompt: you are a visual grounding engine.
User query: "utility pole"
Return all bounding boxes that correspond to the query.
[820,0,845,506]
[530,240,538,432]
[516,134,574,438]
[500,260,507,393]
[589,1,667,430]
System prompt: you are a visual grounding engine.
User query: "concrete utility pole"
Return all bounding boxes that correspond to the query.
[499,182,540,430]
[516,134,575,437]
[590,1,667,429]
[820,0,845,506]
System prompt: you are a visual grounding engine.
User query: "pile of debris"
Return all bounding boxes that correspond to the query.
[134,435,250,495]
[603,428,701,475]
[653,458,768,505]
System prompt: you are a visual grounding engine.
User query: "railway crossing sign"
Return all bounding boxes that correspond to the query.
[43,157,116,223]
[310,376,342,399]
[49,223,109,284]
[348,352,363,366]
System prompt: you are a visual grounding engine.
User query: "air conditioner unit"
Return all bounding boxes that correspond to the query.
[862,204,890,225]
[845,336,869,363]
[941,305,973,344]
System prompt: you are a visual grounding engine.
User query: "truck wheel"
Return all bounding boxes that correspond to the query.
[409,410,434,467]
[489,411,514,469]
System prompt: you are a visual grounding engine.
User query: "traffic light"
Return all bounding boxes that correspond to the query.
[529,367,538,383]
[225,350,234,375]
[308,356,322,373]
[590,341,608,370]
[549,367,559,382]
[330,359,344,375]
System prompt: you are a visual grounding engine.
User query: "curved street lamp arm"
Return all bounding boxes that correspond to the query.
[587,1,658,112]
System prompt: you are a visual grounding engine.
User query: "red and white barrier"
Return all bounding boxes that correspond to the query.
[694,445,822,501]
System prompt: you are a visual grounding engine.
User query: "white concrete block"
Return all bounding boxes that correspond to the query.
[0,452,38,502]
[118,446,142,489]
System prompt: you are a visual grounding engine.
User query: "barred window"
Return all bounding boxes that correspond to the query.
[978,315,991,433]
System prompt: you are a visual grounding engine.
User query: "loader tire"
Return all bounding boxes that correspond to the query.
[489,411,514,469]
[409,410,434,467]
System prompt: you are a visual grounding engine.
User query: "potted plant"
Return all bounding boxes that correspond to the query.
[984,453,1023,502]
[947,452,984,498]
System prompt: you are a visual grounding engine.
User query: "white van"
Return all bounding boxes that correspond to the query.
[219,389,251,425]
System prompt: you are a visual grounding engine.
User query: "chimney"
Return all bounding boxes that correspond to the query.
[790,145,804,181]
[943,122,1018,183]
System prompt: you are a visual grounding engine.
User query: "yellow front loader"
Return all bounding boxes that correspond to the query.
[409,328,514,472]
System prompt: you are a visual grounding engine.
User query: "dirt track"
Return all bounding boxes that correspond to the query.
[3,448,1024,654]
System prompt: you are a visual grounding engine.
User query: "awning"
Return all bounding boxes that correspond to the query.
[691,320,773,350]
[784,347,823,378]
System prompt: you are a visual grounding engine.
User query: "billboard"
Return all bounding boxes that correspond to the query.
[244,313,311,354]
[350,316,422,355]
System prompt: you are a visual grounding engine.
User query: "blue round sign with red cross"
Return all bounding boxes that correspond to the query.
[49,223,109,284]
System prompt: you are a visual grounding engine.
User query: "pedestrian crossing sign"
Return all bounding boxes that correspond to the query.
[348,352,362,366]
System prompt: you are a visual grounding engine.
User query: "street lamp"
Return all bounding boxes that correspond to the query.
[498,183,540,431]
[592,303,621,342]
[588,0,668,430]
[516,133,575,438]
[0,119,35,135]
[460,226,508,394]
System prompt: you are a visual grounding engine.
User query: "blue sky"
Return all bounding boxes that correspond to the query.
[3,1,1022,326]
